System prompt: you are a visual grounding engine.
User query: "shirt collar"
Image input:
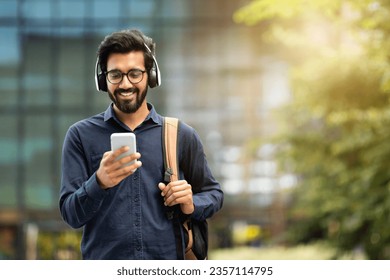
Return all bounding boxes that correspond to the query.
[103,103,162,126]
[144,103,162,125]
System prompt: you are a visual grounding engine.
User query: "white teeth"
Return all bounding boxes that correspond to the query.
[120,92,133,97]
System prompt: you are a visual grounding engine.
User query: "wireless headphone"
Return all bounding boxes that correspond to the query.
[95,43,161,92]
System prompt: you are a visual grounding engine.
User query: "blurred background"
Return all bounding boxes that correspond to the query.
[0,0,389,260]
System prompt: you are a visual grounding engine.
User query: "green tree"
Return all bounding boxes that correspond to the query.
[234,0,390,259]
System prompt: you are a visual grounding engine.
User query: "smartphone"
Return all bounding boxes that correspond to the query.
[110,132,137,167]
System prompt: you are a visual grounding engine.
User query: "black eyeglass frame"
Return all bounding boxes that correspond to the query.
[105,69,147,85]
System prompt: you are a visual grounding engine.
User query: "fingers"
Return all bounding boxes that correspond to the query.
[113,145,130,157]
[110,147,141,168]
[105,148,140,170]
[108,160,142,179]
[159,180,193,208]
[96,150,142,189]
[104,146,129,164]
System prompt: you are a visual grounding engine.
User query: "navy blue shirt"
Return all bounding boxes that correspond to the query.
[59,103,223,259]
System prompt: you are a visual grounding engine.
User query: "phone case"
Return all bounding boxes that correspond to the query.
[110,133,137,167]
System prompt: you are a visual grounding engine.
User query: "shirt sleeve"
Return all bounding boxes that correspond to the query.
[59,124,108,229]
[179,123,224,221]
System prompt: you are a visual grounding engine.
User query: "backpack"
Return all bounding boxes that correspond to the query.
[162,117,208,260]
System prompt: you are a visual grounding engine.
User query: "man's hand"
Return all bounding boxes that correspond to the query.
[158,180,194,215]
[96,146,142,189]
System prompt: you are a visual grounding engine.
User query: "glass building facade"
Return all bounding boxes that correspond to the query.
[0,0,290,259]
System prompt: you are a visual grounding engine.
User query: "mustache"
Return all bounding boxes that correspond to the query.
[114,88,138,95]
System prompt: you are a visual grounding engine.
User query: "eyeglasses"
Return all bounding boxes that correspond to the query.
[105,69,146,85]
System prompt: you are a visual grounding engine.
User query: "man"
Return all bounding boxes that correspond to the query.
[59,29,223,260]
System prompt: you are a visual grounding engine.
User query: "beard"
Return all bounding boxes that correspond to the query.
[108,86,148,114]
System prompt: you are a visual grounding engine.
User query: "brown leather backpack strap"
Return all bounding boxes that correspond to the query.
[183,219,197,260]
[163,117,179,182]
[162,117,183,259]
[183,219,193,251]
[163,117,198,260]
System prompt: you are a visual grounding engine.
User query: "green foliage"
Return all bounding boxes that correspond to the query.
[37,230,82,259]
[210,242,366,260]
[234,0,390,259]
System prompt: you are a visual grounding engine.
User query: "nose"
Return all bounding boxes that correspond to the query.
[119,74,133,88]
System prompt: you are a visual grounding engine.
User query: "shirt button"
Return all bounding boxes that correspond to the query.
[133,175,138,180]
[134,196,139,202]
[136,246,141,251]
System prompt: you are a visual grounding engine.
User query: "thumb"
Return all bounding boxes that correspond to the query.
[158,182,166,191]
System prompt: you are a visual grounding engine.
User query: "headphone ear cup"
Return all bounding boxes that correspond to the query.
[98,72,107,92]
[143,43,161,88]
[148,66,157,88]
[95,57,107,92]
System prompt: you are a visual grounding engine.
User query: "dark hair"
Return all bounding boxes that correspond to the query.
[97,29,155,73]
